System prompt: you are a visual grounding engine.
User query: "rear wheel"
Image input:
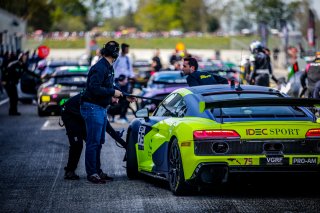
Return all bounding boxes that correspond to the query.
[126,130,139,179]
[168,138,187,195]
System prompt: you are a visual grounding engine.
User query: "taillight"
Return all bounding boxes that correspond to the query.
[193,130,240,140]
[305,129,320,138]
[42,86,61,95]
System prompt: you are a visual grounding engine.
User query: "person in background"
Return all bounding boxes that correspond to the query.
[113,43,135,123]
[2,52,28,115]
[151,48,162,72]
[301,51,320,98]
[248,41,273,87]
[182,57,228,87]
[91,49,102,66]
[61,93,126,180]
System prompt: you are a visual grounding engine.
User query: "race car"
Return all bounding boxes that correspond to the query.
[137,70,187,111]
[126,84,320,195]
[37,66,88,116]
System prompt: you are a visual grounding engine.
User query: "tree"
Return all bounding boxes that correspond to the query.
[207,16,220,32]
[246,0,302,29]
[50,0,88,31]
[134,0,182,31]
[0,0,53,31]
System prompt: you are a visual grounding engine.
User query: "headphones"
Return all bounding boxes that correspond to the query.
[101,41,120,59]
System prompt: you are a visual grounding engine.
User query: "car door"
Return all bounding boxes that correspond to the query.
[142,93,184,172]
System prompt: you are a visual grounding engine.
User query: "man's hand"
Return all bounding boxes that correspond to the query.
[126,96,137,103]
[114,89,123,98]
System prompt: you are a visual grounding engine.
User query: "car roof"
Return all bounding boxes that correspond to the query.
[52,66,89,76]
[47,60,89,67]
[184,84,278,95]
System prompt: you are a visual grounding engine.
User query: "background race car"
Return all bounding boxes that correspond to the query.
[137,70,187,111]
[126,84,320,195]
[37,66,89,116]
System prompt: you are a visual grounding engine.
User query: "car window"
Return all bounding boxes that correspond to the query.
[154,93,183,117]
[55,76,87,85]
[205,93,307,118]
[174,99,187,117]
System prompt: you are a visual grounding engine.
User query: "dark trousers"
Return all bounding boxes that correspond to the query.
[4,84,18,114]
[255,74,270,87]
[119,98,129,119]
[62,113,86,172]
[65,134,84,172]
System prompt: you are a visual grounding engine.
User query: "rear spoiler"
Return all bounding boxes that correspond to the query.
[199,97,320,113]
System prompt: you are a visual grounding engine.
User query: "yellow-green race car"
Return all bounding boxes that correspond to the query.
[125,84,320,195]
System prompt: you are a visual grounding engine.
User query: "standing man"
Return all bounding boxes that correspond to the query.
[182,57,228,87]
[2,52,28,115]
[61,93,126,180]
[80,41,123,184]
[248,41,273,87]
[113,43,135,123]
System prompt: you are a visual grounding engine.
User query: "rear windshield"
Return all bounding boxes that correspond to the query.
[205,93,307,118]
[55,76,87,86]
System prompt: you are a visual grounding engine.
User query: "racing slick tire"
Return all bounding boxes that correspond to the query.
[168,138,188,195]
[126,130,140,179]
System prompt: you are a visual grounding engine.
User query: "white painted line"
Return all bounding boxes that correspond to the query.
[41,119,64,130]
[0,98,8,106]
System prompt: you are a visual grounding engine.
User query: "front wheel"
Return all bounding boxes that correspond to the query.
[168,139,187,195]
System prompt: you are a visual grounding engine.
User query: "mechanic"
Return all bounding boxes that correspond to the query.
[81,40,135,184]
[61,93,126,180]
[182,57,228,87]
[113,43,135,123]
[248,41,275,87]
[2,52,28,115]
[301,51,320,98]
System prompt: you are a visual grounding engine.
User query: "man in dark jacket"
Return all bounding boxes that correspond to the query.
[248,41,273,87]
[182,57,228,86]
[2,52,28,115]
[80,40,135,184]
[61,93,126,180]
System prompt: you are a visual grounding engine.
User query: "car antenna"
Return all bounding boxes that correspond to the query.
[236,48,243,91]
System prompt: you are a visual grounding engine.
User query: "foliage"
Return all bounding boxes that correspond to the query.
[246,0,302,29]
[134,0,182,31]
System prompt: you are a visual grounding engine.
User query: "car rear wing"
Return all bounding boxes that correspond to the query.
[199,97,320,113]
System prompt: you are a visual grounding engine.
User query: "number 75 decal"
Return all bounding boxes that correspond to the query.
[244,158,253,165]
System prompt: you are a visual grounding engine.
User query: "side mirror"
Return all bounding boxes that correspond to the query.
[135,108,149,119]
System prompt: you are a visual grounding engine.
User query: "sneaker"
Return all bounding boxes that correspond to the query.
[87,174,106,184]
[64,171,80,180]
[99,172,114,181]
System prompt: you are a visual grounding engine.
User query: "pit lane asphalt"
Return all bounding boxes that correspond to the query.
[0,102,319,213]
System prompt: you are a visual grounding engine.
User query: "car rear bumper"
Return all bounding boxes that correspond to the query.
[187,162,320,185]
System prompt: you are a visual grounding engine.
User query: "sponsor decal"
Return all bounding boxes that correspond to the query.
[200,74,211,79]
[246,128,300,136]
[292,157,317,165]
[137,126,146,150]
[260,157,289,165]
[246,129,268,135]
